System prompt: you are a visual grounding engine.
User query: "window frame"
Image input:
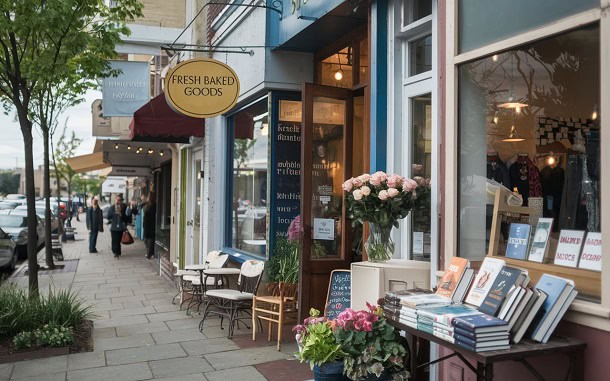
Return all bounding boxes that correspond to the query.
[445,2,610,328]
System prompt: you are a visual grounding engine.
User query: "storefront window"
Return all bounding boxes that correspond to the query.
[458,0,597,53]
[319,46,354,89]
[228,98,269,256]
[411,95,431,261]
[403,0,432,25]
[458,25,600,300]
[409,35,432,76]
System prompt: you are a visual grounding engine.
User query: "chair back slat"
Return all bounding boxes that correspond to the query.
[238,260,264,294]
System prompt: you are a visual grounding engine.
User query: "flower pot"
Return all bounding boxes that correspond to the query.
[313,361,348,381]
[365,223,394,262]
[362,372,391,381]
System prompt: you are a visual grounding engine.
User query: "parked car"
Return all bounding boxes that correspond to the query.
[0,202,18,210]
[0,227,17,272]
[5,194,25,201]
[0,214,44,260]
[11,207,59,233]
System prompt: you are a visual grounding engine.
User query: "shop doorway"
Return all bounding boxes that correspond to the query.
[185,151,203,265]
[299,83,367,317]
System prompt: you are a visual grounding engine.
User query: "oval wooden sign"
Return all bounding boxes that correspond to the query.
[164,58,240,118]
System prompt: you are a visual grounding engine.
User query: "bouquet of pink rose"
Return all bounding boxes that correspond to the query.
[342,172,429,261]
[342,171,429,229]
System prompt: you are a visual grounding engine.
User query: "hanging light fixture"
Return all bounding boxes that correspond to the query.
[159,150,164,157]
[127,145,131,150]
[147,148,153,154]
[334,52,344,81]
[592,104,599,120]
[491,111,499,125]
[114,143,119,149]
[498,52,528,110]
[503,125,525,142]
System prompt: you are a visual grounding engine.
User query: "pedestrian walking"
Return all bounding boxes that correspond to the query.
[107,194,130,259]
[143,193,156,259]
[86,198,104,253]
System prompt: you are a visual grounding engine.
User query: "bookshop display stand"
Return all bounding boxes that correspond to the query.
[389,320,586,381]
[488,188,601,299]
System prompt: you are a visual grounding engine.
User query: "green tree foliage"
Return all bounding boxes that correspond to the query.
[0,0,143,295]
[0,171,19,195]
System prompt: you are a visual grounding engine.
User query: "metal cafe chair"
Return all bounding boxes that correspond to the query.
[171,262,198,308]
[199,260,265,338]
[182,251,229,315]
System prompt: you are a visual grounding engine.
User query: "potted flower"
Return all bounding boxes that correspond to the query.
[342,172,430,262]
[333,303,409,381]
[294,309,346,381]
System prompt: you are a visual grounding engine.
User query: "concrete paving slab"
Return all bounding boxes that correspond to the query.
[110,306,157,318]
[152,328,206,344]
[105,343,187,366]
[94,333,155,351]
[0,364,13,380]
[93,314,149,329]
[10,356,68,379]
[179,338,239,356]
[11,371,67,381]
[204,366,267,381]
[67,351,106,371]
[203,348,288,370]
[146,311,192,323]
[148,356,213,378]
[115,321,170,337]
[67,362,152,381]
[150,374,207,381]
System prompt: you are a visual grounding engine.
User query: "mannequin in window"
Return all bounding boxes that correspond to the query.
[486,151,510,187]
[540,154,564,231]
[509,153,542,206]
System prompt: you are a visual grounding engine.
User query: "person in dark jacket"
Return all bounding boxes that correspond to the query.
[107,194,130,259]
[143,193,156,259]
[86,198,104,253]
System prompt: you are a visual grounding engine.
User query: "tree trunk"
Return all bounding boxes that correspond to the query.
[51,138,64,236]
[18,116,39,299]
[42,124,55,269]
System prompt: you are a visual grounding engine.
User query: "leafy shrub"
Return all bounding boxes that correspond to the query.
[267,238,300,284]
[13,323,74,349]
[0,286,92,339]
[294,309,344,368]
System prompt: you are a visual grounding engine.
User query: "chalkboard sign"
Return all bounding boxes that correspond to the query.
[324,270,351,320]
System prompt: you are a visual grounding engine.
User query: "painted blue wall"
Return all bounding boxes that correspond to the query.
[277,0,345,45]
[369,1,388,172]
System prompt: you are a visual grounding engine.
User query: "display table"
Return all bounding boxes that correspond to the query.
[388,319,586,381]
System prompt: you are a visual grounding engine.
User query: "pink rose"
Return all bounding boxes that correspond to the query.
[414,176,425,186]
[402,178,417,191]
[378,190,389,200]
[360,185,371,196]
[358,174,371,182]
[387,188,399,198]
[342,178,354,192]
[352,178,363,187]
[369,174,381,186]
[353,189,363,200]
[373,171,387,182]
[386,174,400,188]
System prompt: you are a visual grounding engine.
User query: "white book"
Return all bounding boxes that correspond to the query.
[512,290,548,344]
[507,288,534,331]
[502,287,526,322]
[554,230,585,267]
[578,232,602,271]
[528,218,554,262]
[464,257,506,307]
[452,268,475,303]
[540,289,578,343]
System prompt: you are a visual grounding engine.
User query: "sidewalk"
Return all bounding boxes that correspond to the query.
[1,218,312,381]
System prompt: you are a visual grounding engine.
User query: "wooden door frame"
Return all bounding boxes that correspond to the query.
[299,83,354,320]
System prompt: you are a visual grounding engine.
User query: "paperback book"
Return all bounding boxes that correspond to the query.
[436,257,469,299]
[506,223,531,260]
[464,257,506,307]
[554,230,585,267]
[530,274,575,341]
[528,218,554,262]
[452,314,509,334]
[479,267,523,316]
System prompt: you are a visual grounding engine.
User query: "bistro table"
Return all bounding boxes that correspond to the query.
[203,267,241,289]
[388,319,586,381]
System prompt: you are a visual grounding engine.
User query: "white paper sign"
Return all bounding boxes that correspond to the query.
[413,232,424,254]
[554,230,585,267]
[578,232,602,271]
[313,218,334,241]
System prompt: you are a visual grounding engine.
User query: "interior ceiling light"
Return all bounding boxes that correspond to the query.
[147,148,153,154]
[114,143,119,149]
[499,52,528,110]
[502,125,525,142]
[159,150,164,156]
[498,101,529,109]
[592,104,599,120]
[491,112,499,125]
[127,145,131,150]
[334,52,344,81]
[492,54,499,62]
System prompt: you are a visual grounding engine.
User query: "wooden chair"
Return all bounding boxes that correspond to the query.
[252,282,299,351]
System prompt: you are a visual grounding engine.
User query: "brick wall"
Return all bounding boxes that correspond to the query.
[133,0,186,29]
[207,0,229,44]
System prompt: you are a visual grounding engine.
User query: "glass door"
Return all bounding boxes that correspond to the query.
[300,83,353,318]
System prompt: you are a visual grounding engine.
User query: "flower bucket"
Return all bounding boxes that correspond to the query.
[365,223,394,262]
[313,361,348,381]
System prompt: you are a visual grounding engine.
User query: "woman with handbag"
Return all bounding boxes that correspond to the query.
[107,194,131,259]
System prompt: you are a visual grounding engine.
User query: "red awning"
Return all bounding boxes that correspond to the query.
[129,93,204,143]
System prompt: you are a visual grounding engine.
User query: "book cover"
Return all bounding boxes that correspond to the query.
[454,333,509,348]
[453,326,509,341]
[433,329,455,343]
[507,288,533,331]
[399,294,451,309]
[506,223,531,260]
[540,289,578,343]
[432,322,454,333]
[578,232,602,271]
[528,218,554,262]
[436,257,469,299]
[417,304,479,322]
[452,268,475,304]
[512,290,547,343]
[500,286,526,321]
[554,230,586,267]
[452,314,509,333]
[530,275,574,339]
[464,257,506,307]
[478,267,522,316]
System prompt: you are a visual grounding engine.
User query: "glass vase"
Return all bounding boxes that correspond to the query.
[365,223,394,262]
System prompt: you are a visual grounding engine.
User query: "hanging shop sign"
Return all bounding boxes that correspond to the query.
[164,58,240,118]
[108,167,152,177]
[102,61,150,117]
[101,177,127,194]
[91,99,115,137]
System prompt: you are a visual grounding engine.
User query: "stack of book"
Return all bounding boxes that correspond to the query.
[415,304,481,343]
[397,294,452,330]
[452,314,510,352]
[383,288,433,321]
[529,274,577,343]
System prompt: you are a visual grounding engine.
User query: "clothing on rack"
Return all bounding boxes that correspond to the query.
[559,151,588,230]
[540,165,564,231]
[486,154,510,187]
[509,155,542,206]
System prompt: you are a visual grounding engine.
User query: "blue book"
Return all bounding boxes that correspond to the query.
[530,274,574,340]
[454,327,509,340]
[478,267,522,316]
[452,314,508,334]
[416,304,479,322]
[506,223,531,260]
[455,340,510,352]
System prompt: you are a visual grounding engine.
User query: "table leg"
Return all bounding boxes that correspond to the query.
[408,334,418,381]
[476,362,493,381]
[571,350,585,381]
